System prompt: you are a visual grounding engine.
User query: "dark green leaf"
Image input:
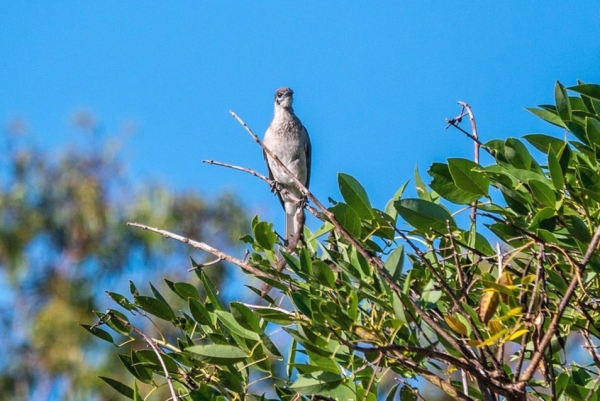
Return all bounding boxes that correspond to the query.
[215,310,260,341]
[291,291,313,318]
[189,298,214,326]
[135,350,180,373]
[135,295,176,322]
[80,324,114,344]
[526,107,566,128]
[329,202,362,238]
[448,158,489,196]
[505,138,532,170]
[528,180,556,208]
[199,270,225,310]
[149,282,169,305]
[290,371,343,393]
[395,198,457,233]
[555,81,572,121]
[338,173,374,219]
[230,302,262,333]
[106,292,136,311]
[568,84,600,101]
[586,117,600,147]
[565,121,589,145]
[523,133,567,154]
[548,148,564,190]
[312,260,336,288]
[99,376,134,399]
[187,344,249,364]
[529,207,555,230]
[384,245,404,282]
[567,216,591,243]
[429,162,480,204]
[166,279,200,301]
[253,221,277,251]
[399,385,418,401]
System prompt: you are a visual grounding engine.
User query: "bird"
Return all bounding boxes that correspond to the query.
[263,87,312,245]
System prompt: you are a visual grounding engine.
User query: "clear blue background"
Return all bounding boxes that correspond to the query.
[2,2,599,229]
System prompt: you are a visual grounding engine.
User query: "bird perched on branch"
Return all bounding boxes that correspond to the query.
[263,87,312,245]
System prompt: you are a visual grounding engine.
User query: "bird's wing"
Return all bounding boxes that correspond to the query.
[304,126,312,190]
[263,147,285,209]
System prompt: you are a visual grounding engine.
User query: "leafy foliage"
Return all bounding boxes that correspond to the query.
[94,82,600,400]
[0,115,247,401]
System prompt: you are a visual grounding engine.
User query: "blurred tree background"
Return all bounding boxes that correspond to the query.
[0,112,248,400]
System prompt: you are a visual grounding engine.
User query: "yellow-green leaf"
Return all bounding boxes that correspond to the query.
[444,315,468,336]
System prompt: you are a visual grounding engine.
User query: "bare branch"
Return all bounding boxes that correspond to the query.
[126,222,274,280]
[518,224,600,386]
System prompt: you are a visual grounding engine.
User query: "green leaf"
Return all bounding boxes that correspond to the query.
[106,291,136,311]
[199,270,225,310]
[384,180,409,219]
[523,133,567,154]
[428,162,480,204]
[548,148,564,190]
[230,302,262,333]
[557,142,571,175]
[312,260,336,288]
[135,350,179,373]
[415,166,433,201]
[99,376,135,399]
[133,381,143,401]
[329,203,362,238]
[338,173,374,219]
[290,371,343,394]
[399,385,418,401]
[149,282,169,305]
[392,292,406,324]
[80,324,114,344]
[448,158,489,196]
[118,354,152,384]
[165,279,200,301]
[135,295,176,322]
[384,245,404,282]
[555,81,572,121]
[529,207,555,230]
[567,216,591,243]
[526,107,566,128]
[565,121,589,145]
[528,179,556,208]
[394,198,457,233]
[568,84,600,101]
[586,117,600,147]
[186,344,249,364]
[215,310,260,341]
[252,306,295,325]
[505,138,532,170]
[386,384,400,401]
[253,221,277,251]
[189,298,213,326]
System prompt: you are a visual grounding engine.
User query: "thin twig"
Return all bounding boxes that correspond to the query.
[126,222,274,280]
[518,225,600,387]
[203,159,319,217]
[105,311,180,400]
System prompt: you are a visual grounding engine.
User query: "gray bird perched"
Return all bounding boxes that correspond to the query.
[263,87,312,244]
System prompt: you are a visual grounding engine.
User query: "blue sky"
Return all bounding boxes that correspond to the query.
[2,2,600,230]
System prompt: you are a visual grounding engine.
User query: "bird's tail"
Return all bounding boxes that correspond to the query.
[285,211,297,244]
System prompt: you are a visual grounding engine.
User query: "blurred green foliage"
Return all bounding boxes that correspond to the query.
[0,114,248,400]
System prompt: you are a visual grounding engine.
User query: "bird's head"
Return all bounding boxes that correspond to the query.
[274,87,294,109]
